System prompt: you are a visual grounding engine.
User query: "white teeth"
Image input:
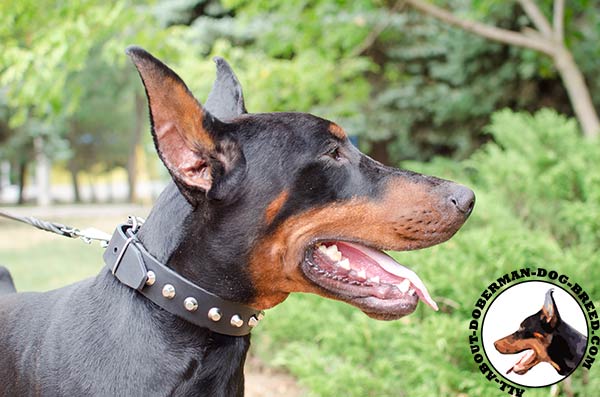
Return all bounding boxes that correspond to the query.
[337,258,351,270]
[319,244,342,261]
[341,242,439,311]
[396,279,411,293]
[408,288,416,296]
[328,249,342,262]
[356,269,367,280]
[368,276,380,284]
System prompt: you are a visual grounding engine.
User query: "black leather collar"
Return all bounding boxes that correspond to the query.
[103,222,263,336]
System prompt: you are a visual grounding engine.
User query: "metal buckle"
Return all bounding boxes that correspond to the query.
[111,218,145,275]
[111,235,135,275]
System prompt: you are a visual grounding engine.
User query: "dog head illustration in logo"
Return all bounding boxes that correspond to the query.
[494,289,587,376]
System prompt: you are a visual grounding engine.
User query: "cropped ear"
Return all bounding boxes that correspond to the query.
[540,289,559,329]
[204,57,247,120]
[126,46,246,205]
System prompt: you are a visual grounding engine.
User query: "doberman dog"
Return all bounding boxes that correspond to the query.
[0,47,474,396]
[494,289,587,376]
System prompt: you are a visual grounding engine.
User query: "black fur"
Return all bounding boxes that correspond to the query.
[0,266,16,295]
[0,272,249,396]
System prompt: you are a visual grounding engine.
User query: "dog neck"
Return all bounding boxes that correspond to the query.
[103,185,252,394]
[137,182,192,264]
[136,182,256,304]
[547,321,587,375]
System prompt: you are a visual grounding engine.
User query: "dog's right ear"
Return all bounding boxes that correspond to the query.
[204,57,247,120]
[540,289,559,329]
[126,46,246,205]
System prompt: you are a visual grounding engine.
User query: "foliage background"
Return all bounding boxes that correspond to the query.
[1,1,599,396]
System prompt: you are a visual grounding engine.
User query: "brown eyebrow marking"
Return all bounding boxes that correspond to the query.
[328,123,347,139]
[264,190,289,225]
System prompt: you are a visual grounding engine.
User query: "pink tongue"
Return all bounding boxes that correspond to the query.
[510,350,535,373]
[340,242,439,311]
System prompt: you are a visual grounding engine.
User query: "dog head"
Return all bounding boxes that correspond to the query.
[127,47,474,320]
[494,289,563,375]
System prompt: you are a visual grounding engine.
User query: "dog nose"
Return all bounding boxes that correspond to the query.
[448,184,475,215]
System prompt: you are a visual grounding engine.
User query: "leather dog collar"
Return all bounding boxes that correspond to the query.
[103,222,264,336]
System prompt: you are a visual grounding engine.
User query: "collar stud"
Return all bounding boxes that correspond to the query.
[145,270,156,286]
[230,315,244,328]
[208,307,222,322]
[162,284,176,299]
[248,316,259,327]
[184,297,198,312]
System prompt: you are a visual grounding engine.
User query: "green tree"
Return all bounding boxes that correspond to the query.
[167,0,600,163]
[63,53,137,202]
[405,0,600,138]
[0,0,178,203]
[0,0,134,126]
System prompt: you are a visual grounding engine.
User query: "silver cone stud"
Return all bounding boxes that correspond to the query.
[208,307,222,322]
[230,315,244,328]
[145,271,156,286]
[248,316,259,328]
[162,284,175,299]
[183,297,198,312]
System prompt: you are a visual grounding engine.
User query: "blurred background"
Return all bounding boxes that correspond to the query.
[0,1,599,396]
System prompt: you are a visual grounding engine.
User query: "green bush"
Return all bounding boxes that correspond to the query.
[471,109,600,249]
[253,109,600,396]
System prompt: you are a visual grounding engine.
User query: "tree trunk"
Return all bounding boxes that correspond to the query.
[89,176,97,203]
[17,161,27,205]
[127,92,145,202]
[34,135,51,207]
[404,0,600,139]
[108,173,115,203]
[553,47,600,139]
[0,161,10,190]
[369,138,393,165]
[69,166,81,203]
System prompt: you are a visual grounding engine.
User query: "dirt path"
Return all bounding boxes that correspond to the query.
[245,355,305,397]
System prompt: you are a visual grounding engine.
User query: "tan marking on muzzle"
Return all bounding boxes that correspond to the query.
[247,178,468,309]
[494,333,557,374]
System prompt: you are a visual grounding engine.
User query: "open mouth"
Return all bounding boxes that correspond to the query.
[507,349,536,375]
[302,241,438,320]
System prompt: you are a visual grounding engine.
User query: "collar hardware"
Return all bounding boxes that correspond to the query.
[103,222,263,336]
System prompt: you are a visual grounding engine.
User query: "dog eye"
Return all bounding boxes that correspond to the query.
[328,147,342,161]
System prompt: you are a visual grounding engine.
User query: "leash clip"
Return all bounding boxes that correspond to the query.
[60,226,112,248]
[127,215,145,233]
